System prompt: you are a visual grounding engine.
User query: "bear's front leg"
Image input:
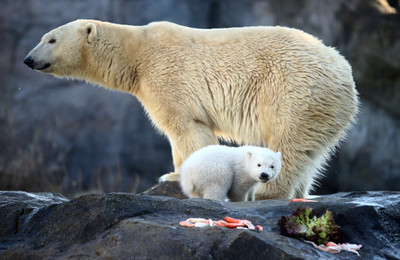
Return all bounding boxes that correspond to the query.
[158,142,183,182]
[159,122,218,182]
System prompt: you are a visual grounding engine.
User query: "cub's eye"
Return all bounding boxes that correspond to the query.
[257,164,261,167]
[270,165,274,169]
[48,39,56,44]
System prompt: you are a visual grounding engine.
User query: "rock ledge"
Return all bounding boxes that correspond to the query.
[1,188,400,259]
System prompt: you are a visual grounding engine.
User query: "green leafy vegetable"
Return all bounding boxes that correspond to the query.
[278,207,344,245]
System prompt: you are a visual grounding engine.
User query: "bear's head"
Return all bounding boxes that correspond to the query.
[23,20,98,79]
[246,148,281,183]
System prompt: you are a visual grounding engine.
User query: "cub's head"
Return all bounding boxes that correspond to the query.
[23,19,98,78]
[246,147,281,183]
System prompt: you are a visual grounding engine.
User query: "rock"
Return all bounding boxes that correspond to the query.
[0,191,68,239]
[141,180,188,199]
[337,0,400,116]
[1,190,399,259]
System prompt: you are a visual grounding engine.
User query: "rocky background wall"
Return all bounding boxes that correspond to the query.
[0,0,399,198]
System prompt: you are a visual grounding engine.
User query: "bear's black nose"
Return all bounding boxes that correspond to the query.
[24,56,35,69]
[260,172,270,182]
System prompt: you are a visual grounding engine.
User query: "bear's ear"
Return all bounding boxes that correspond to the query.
[276,152,282,159]
[84,23,97,44]
[247,151,252,159]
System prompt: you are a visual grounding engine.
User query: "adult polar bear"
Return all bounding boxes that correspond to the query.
[24,20,358,199]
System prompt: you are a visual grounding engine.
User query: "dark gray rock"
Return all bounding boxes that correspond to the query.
[141,180,188,199]
[0,191,68,239]
[1,190,399,259]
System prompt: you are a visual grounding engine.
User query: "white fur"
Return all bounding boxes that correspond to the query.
[180,145,281,202]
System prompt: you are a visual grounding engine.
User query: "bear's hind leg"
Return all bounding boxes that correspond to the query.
[293,147,332,198]
[255,140,332,200]
[202,186,228,201]
[254,137,315,199]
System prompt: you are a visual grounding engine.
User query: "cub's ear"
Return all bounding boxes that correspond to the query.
[247,151,252,159]
[276,152,282,159]
[84,23,97,44]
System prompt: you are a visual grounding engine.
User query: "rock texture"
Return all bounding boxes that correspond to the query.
[1,189,400,259]
[0,0,399,196]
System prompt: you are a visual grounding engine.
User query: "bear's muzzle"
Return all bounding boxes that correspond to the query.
[23,56,35,69]
[259,172,271,182]
[23,56,51,71]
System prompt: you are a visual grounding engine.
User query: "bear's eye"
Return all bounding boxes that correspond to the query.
[270,165,274,169]
[257,164,261,167]
[48,39,56,44]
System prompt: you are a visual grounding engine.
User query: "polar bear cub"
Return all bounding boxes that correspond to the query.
[180,145,281,202]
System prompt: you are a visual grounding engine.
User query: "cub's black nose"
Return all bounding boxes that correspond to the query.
[24,56,34,69]
[260,172,270,182]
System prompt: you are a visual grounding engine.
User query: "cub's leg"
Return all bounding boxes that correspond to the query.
[202,185,229,201]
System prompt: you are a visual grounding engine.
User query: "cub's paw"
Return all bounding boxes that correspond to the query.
[158,172,180,182]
